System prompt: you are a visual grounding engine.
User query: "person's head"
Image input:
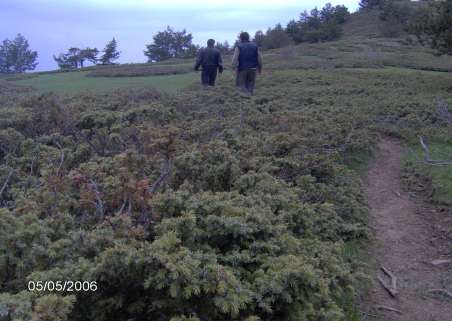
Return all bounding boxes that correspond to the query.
[239,32,250,42]
[207,39,215,48]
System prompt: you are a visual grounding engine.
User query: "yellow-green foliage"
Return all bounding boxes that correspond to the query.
[33,295,76,321]
[0,69,372,320]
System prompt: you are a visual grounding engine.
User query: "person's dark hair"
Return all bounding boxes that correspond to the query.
[207,39,215,47]
[239,32,250,42]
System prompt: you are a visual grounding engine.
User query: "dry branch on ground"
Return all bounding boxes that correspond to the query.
[419,136,452,166]
[377,266,398,297]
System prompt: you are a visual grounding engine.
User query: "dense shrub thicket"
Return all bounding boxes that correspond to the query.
[0,80,33,105]
[0,68,373,321]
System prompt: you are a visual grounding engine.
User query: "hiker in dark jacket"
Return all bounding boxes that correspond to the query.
[232,32,263,95]
[194,39,223,87]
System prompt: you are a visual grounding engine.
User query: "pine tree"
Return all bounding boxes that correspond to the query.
[79,47,98,68]
[359,0,385,10]
[53,48,79,70]
[261,24,293,50]
[144,27,198,62]
[253,30,266,47]
[0,34,38,74]
[410,0,452,55]
[99,38,120,65]
[214,41,231,55]
[53,47,98,69]
[285,20,304,44]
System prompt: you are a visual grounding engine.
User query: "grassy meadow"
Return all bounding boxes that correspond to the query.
[1,10,452,321]
[12,70,198,94]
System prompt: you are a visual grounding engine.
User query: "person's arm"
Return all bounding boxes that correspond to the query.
[231,47,240,70]
[194,49,203,70]
[257,48,263,73]
[218,52,224,73]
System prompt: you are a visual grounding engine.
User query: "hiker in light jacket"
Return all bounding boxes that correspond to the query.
[232,32,263,95]
[194,39,223,87]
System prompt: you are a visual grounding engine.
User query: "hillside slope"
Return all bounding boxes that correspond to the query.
[1,10,452,321]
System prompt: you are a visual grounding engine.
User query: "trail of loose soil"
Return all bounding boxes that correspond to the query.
[362,136,452,321]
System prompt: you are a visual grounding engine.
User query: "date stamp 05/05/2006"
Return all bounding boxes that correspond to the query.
[27,280,98,293]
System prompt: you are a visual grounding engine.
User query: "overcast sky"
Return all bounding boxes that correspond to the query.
[0,0,359,71]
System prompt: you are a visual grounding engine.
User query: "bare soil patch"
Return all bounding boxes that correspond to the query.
[362,135,452,321]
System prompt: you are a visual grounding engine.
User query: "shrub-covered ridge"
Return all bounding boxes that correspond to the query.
[1,70,375,320]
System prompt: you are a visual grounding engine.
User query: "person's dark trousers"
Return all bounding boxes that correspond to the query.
[201,66,218,86]
[236,69,257,94]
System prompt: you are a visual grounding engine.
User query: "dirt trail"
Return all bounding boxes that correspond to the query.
[362,136,452,321]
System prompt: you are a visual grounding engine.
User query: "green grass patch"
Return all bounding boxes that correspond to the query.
[344,150,374,174]
[341,241,374,321]
[13,70,198,94]
[85,63,194,77]
[403,139,452,205]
